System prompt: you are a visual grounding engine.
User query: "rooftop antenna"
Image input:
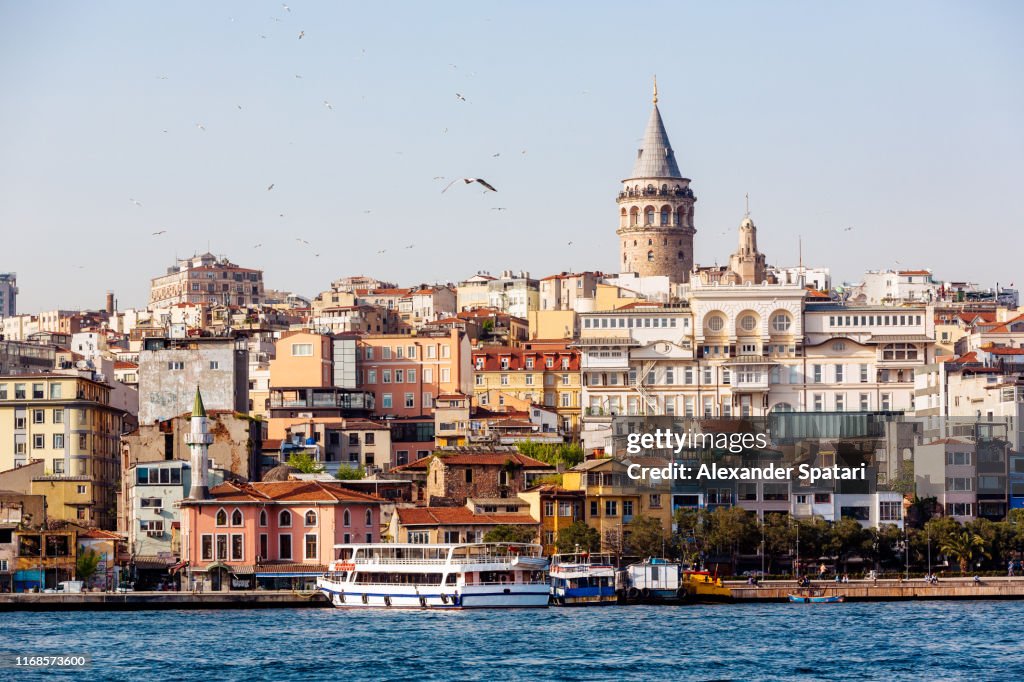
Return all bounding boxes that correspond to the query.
[744,193,750,219]
[799,235,805,287]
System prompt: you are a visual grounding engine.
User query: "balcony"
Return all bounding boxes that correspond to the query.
[270,388,374,411]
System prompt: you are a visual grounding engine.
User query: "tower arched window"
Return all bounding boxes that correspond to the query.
[633,240,637,246]
[259,510,267,527]
[215,509,227,527]
[678,251,685,259]
[677,207,686,226]
[343,509,351,527]
[630,207,639,226]
[365,509,372,526]
[279,510,292,527]
[647,251,655,262]
[647,239,653,246]
[231,508,243,526]
[663,238,667,246]
[660,207,670,226]
[620,208,627,229]
[305,510,318,526]
[644,208,654,225]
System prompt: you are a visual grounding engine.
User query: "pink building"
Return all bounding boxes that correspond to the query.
[180,480,382,590]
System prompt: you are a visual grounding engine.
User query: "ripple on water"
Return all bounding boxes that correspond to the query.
[2,602,1024,681]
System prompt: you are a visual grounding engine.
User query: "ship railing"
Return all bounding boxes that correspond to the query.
[350,556,533,566]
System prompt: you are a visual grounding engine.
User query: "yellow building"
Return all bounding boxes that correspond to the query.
[471,342,581,435]
[519,484,587,555]
[0,373,126,529]
[562,458,672,553]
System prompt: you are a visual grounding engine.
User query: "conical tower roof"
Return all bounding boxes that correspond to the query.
[192,387,206,418]
[628,82,682,180]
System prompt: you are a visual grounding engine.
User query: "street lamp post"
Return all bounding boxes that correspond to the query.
[904,530,910,581]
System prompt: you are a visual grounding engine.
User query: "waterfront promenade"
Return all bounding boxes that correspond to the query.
[727,576,1024,602]
[0,589,330,611]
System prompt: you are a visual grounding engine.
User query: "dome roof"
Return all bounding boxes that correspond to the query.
[262,463,300,482]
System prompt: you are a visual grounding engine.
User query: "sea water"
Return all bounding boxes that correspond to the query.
[3,601,1022,681]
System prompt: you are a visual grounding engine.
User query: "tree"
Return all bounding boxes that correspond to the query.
[761,514,796,574]
[77,546,101,586]
[707,506,757,575]
[287,451,324,474]
[335,465,365,480]
[555,521,601,554]
[516,441,584,468]
[627,515,666,559]
[905,495,939,529]
[940,531,989,574]
[828,518,870,573]
[482,525,536,544]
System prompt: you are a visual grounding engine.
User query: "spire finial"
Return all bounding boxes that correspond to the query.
[744,192,750,218]
[652,75,658,104]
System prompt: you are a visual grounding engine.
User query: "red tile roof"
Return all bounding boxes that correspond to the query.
[396,507,537,526]
[194,480,382,503]
[986,346,1024,356]
[389,452,553,471]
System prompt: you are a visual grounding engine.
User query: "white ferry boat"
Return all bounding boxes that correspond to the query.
[316,543,550,609]
[549,552,617,606]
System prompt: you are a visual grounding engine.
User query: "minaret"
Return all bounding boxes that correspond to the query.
[186,387,213,500]
[616,77,697,283]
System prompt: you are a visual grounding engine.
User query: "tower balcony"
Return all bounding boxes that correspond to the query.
[618,187,694,201]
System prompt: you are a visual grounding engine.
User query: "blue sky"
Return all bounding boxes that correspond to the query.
[1,1,1021,311]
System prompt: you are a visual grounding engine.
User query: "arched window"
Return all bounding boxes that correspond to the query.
[660,207,670,226]
[231,508,243,526]
[279,510,292,527]
[343,509,351,527]
[620,208,627,229]
[772,402,794,413]
[304,510,317,526]
[215,508,227,527]
[647,251,655,262]
[647,238,653,246]
[771,312,793,333]
[644,207,655,225]
[630,207,639,226]
[662,238,667,246]
[259,509,267,527]
[678,251,685,259]
[738,314,758,333]
[661,184,668,192]
[704,314,726,334]
[365,509,373,526]
[623,253,628,263]
[677,207,686,226]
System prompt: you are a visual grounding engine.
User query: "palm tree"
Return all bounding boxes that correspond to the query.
[939,531,989,575]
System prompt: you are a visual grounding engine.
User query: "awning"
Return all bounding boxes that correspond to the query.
[134,556,174,571]
[168,560,189,575]
[865,334,933,343]
[254,563,326,578]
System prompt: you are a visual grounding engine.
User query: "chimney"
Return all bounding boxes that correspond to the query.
[105,291,115,316]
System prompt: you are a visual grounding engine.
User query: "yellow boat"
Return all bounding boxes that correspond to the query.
[681,570,733,602]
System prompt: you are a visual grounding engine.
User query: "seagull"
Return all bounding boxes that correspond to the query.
[455,93,466,102]
[296,238,309,244]
[258,34,267,39]
[129,198,143,206]
[253,243,262,248]
[491,207,507,211]
[196,123,206,131]
[161,129,168,133]
[442,177,497,193]
[568,241,574,246]
[278,213,285,217]
[237,104,243,110]
[362,209,372,214]
[323,100,333,110]
[492,153,500,157]
[267,183,275,191]
[156,75,169,80]
[282,3,290,12]
[442,128,448,134]
[432,176,445,180]
[405,244,414,249]
[294,74,303,79]
[298,31,305,39]
[844,226,853,231]
[151,230,166,236]
[377,249,387,254]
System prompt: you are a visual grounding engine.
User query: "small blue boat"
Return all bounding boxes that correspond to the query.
[788,590,844,603]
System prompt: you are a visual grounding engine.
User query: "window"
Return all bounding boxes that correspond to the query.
[882,343,919,361]
[209,361,220,370]
[49,383,62,399]
[706,315,725,333]
[53,434,64,449]
[440,368,450,383]
[835,394,845,411]
[167,361,184,371]
[32,383,44,399]
[343,509,351,527]
[53,409,64,424]
[813,394,824,412]
[216,534,228,561]
[365,509,373,526]
[231,509,243,526]
[367,369,377,384]
[812,365,823,383]
[259,510,268,527]
[881,393,891,411]
[259,534,269,560]
[404,393,415,408]
[604,501,618,516]
[407,369,416,383]
[739,314,757,332]
[304,534,318,560]
[408,531,429,544]
[879,501,902,521]
[76,485,86,495]
[279,510,292,527]
[32,409,44,424]
[738,483,757,501]
[201,535,213,560]
[544,501,555,517]
[382,370,391,383]
[14,383,26,399]
[382,394,393,409]
[835,365,844,382]
[860,364,869,382]
[32,434,44,449]
[395,369,404,383]
[291,343,313,356]
[771,313,792,333]
[231,534,244,561]
[814,493,831,504]
[860,393,870,411]
[279,534,292,560]
[52,459,64,474]
[216,509,228,526]
[622,500,634,517]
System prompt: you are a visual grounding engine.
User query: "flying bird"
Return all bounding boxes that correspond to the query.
[441,177,497,193]
[151,230,166,236]
[844,226,853,231]
[567,241,574,246]
[156,75,169,80]
[432,176,445,180]
[294,74,303,79]
[405,244,415,249]
[362,209,372,214]
[323,100,333,110]
[296,238,309,244]
[237,104,243,110]
[282,3,290,12]
[258,34,267,39]
[298,30,305,39]
[253,244,262,248]
[492,153,500,157]
[455,93,466,102]
[196,123,206,131]
[267,183,275,191]
[491,207,507,211]
[129,198,143,206]
[377,249,387,254]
